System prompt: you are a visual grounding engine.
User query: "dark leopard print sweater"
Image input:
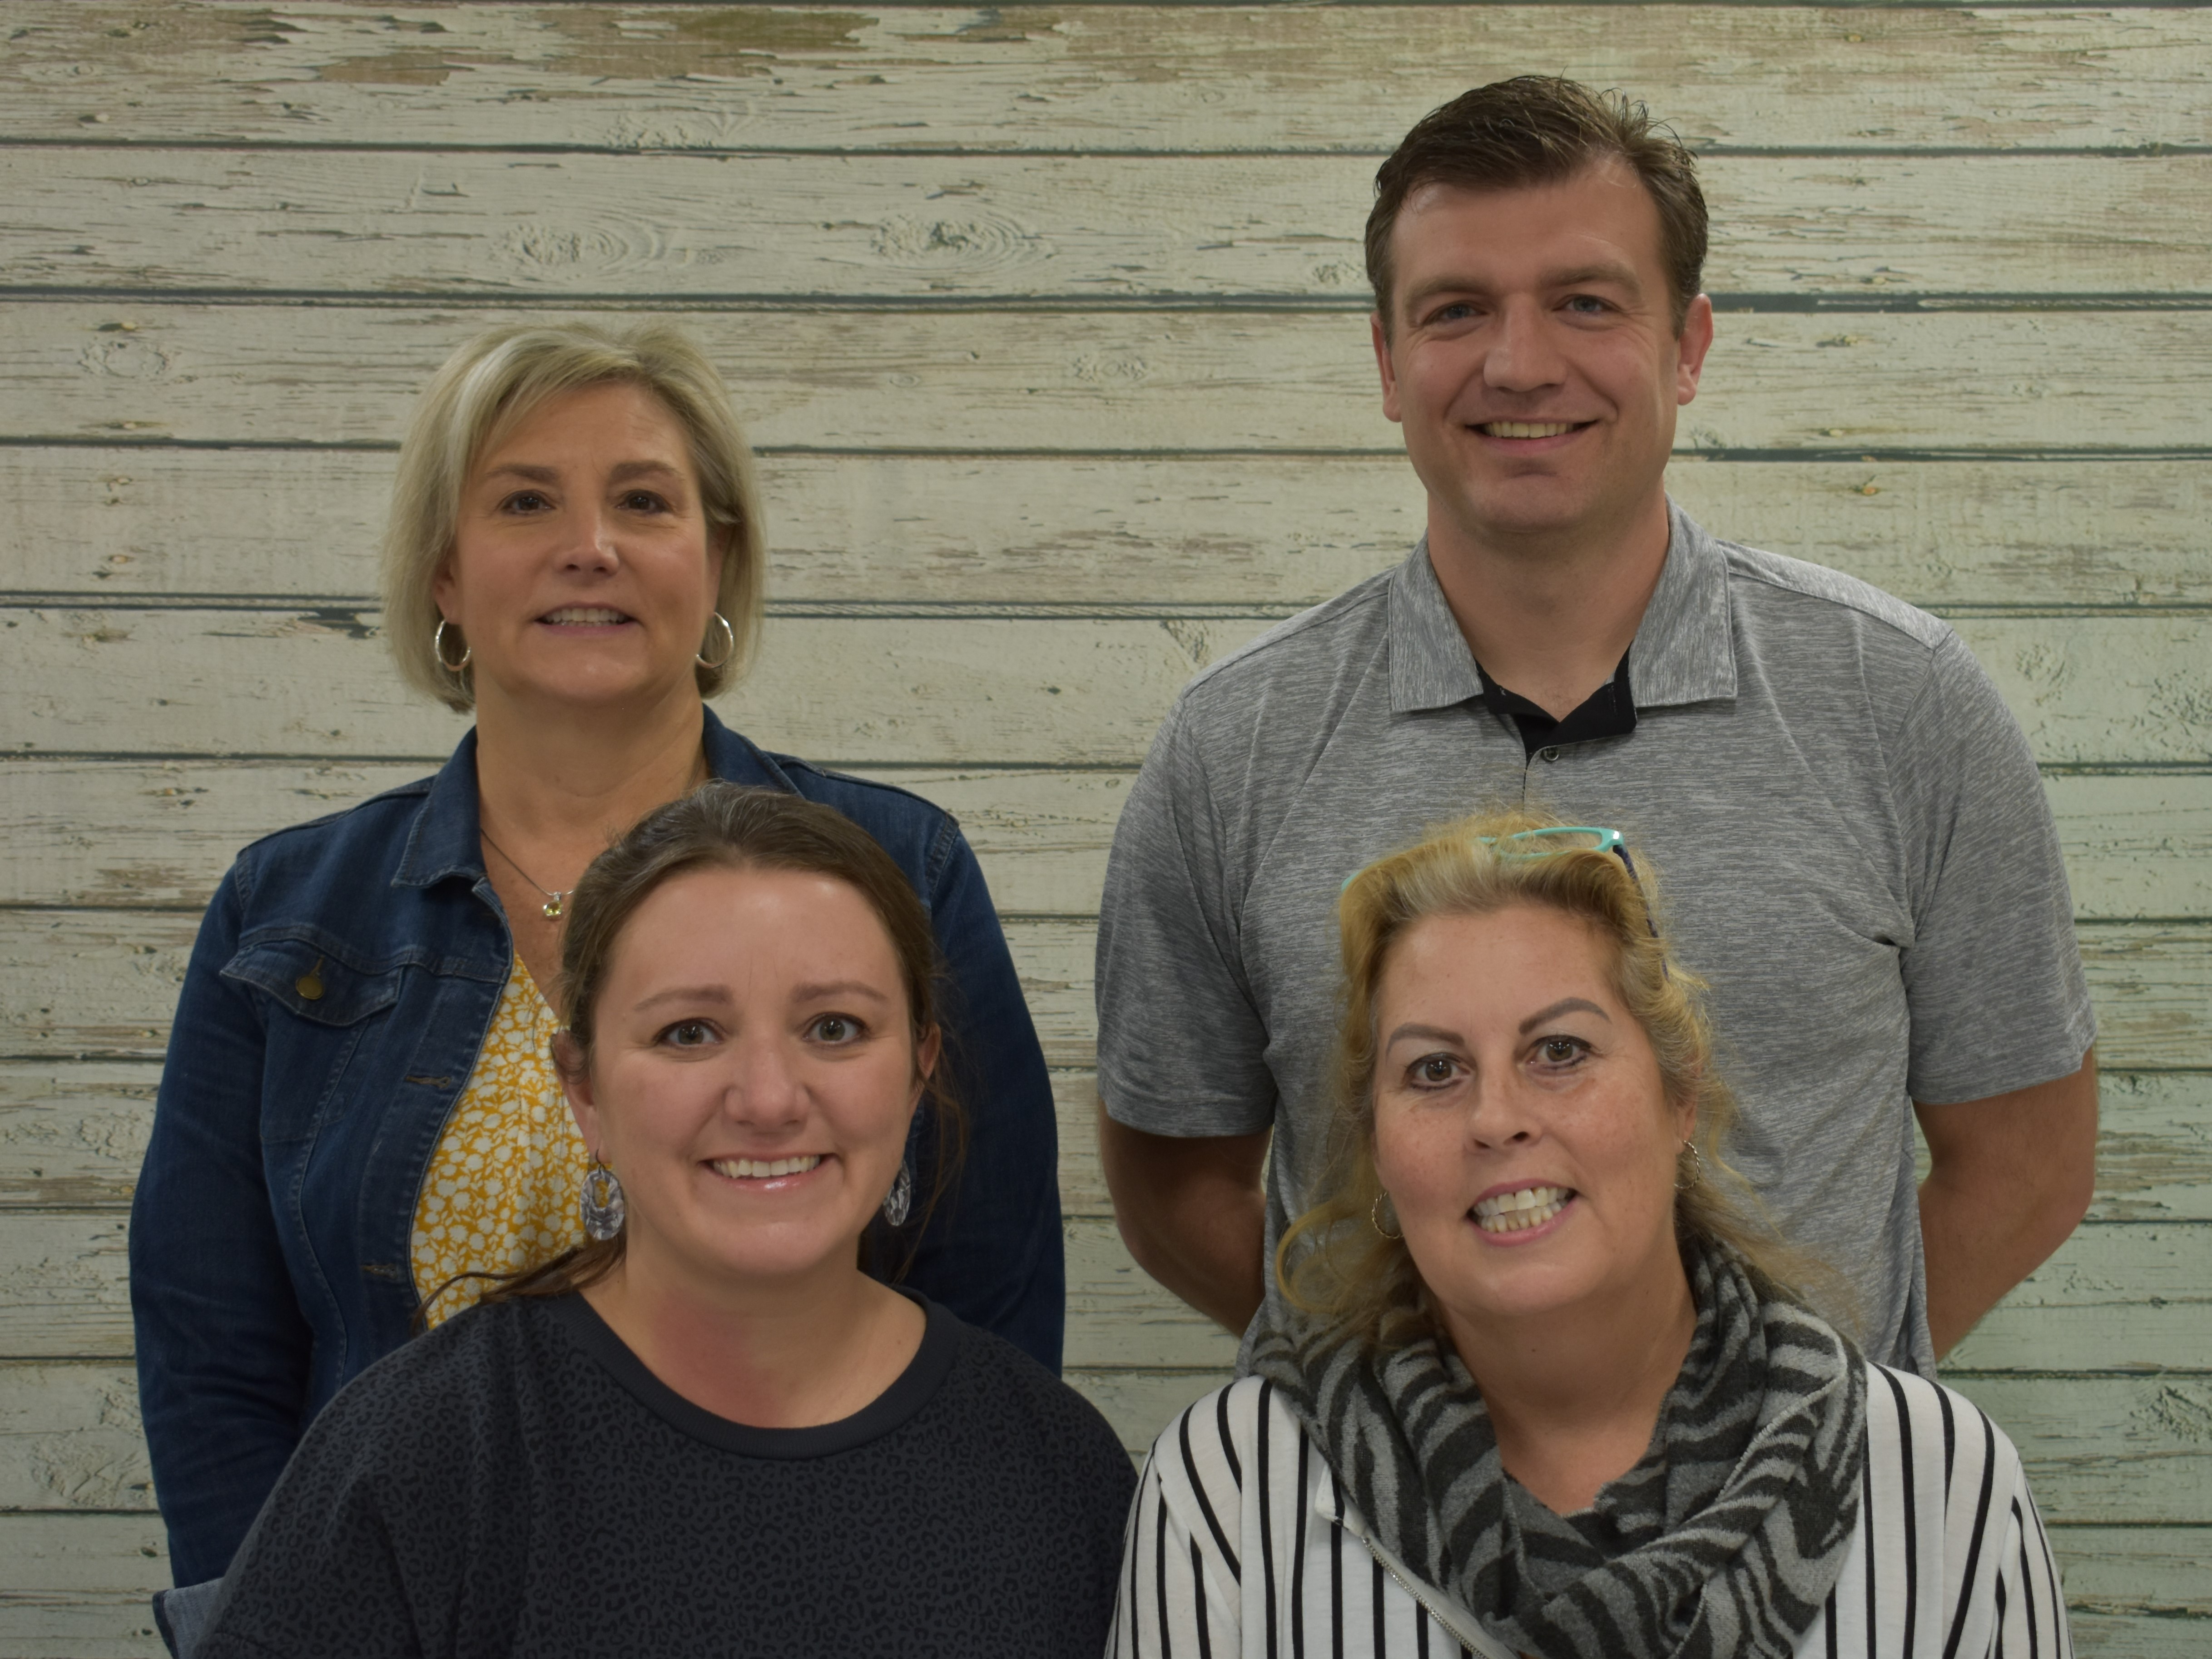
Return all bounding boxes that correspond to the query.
[193,1293,1134,1658]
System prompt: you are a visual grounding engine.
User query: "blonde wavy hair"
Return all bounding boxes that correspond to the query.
[381,321,766,712]
[1278,808,1836,1349]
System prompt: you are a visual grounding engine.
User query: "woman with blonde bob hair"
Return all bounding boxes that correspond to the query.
[1113,813,2070,1659]
[130,322,1064,1612]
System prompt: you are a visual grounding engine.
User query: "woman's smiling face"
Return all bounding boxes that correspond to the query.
[1370,901,1691,1337]
[435,380,719,714]
[564,862,936,1291]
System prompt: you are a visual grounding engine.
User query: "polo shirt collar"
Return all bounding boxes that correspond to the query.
[1630,500,1737,709]
[1385,499,1737,716]
[1387,536,1486,713]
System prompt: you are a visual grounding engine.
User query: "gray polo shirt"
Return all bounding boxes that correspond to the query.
[1095,503,2094,1371]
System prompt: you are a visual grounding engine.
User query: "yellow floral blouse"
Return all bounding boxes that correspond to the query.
[410,955,593,1327]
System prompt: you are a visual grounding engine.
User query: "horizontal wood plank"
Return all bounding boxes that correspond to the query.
[15,1355,2212,1523]
[1946,1224,2212,1373]
[5,5,2210,155]
[6,147,2206,299]
[0,1513,167,1659]
[4,606,2209,767]
[8,1058,2199,1222]
[3,1205,2203,1372]
[5,760,2209,923]
[0,1207,1244,1368]
[2,908,2207,1068]
[7,304,2211,454]
[1941,1374,2212,1527]
[0,1365,150,1513]
[9,447,2211,613]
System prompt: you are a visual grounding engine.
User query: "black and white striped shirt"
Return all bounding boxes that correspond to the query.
[1111,1367,2070,1659]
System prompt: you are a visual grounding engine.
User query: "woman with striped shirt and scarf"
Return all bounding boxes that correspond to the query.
[1111,813,2069,1659]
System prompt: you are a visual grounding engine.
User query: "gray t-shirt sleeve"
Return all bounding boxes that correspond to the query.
[1095,702,1278,1137]
[1893,629,2097,1104]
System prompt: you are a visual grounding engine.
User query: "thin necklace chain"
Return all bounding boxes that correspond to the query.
[478,753,713,922]
[479,826,572,920]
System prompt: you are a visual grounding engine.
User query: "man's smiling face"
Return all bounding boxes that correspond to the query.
[1373,159,1714,554]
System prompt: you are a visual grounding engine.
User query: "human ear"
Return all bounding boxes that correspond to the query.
[1372,311,1404,425]
[1674,293,1715,406]
[554,1031,605,1155]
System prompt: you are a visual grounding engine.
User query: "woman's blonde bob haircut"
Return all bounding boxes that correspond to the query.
[1278,808,1829,1349]
[382,321,765,713]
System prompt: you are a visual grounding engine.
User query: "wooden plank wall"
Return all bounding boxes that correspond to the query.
[0,2,2207,1651]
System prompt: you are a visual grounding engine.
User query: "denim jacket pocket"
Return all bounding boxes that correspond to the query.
[223,933,405,1027]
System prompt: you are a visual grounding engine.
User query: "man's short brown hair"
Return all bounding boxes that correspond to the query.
[1366,76,1707,337]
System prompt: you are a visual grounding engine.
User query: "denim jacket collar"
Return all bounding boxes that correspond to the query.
[392,708,802,892]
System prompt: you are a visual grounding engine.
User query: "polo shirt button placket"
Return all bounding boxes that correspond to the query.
[1538,746,1561,763]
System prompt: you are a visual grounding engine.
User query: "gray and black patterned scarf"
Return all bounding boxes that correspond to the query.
[1248,1235,1867,1659]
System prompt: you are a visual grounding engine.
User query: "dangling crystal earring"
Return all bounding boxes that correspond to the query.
[580,1160,626,1241]
[881,1159,913,1227]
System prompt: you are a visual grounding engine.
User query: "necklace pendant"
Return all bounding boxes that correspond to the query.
[541,897,563,920]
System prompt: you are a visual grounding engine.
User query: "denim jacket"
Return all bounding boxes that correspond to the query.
[129,709,1064,1586]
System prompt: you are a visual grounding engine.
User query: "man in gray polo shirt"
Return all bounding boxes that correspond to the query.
[1093,77,2097,1372]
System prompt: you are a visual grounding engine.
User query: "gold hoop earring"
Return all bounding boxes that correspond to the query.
[695,610,735,670]
[1674,1139,1708,1193]
[1370,1191,1402,1241]
[433,619,472,674]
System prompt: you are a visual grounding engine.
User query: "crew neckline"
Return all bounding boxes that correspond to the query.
[548,1289,958,1459]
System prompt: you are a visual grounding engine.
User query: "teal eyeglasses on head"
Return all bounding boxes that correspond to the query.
[1342,825,1636,893]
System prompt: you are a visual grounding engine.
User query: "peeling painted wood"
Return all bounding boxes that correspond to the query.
[2,606,2207,767]
[2,908,2207,1067]
[4,759,2208,923]
[7,303,2211,455]
[0,760,1143,918]
[1943,1374,2212,1526]
[1946,1224,2212,1372]
[0,1365,151,1513]
[1,1208,2203,1372]
[8,447,2211,613]
[8,1060,2200,1224]
[3,4,2208,154]
[0,1514,167,1658]
[5,148,2207,299]
[0,908,1112,1065]
[0,1065,154,1211]
[0,1208,1243,1367]
[16,1354,2212,1519]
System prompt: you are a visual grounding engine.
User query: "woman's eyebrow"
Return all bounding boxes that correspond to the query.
[1383,1021,1464,1050]
[1518,997,1610,1035]
[789,980,892,1005]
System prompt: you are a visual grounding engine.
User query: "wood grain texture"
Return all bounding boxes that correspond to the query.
[4,4,2208,154]
[3,908,2207,1068]
[0,1365,150,1513]
[6,147,2207,299]
[0,758,1144,916]
[5,759,2209,921]
[6,1061,2206,1224]
[8,303,2212,454]
[4,605,2208,767]
[9,446,2212,612]
[0,1515,166,1659]
[14,1358,2212,1520]
[0,1208,2201,1371]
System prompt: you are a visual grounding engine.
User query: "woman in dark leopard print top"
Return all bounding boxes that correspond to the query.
[169,785,1133,1659]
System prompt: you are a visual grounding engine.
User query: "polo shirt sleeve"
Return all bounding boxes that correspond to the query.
[1892,629,2097,1105]
[1095,700,1278,1137]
